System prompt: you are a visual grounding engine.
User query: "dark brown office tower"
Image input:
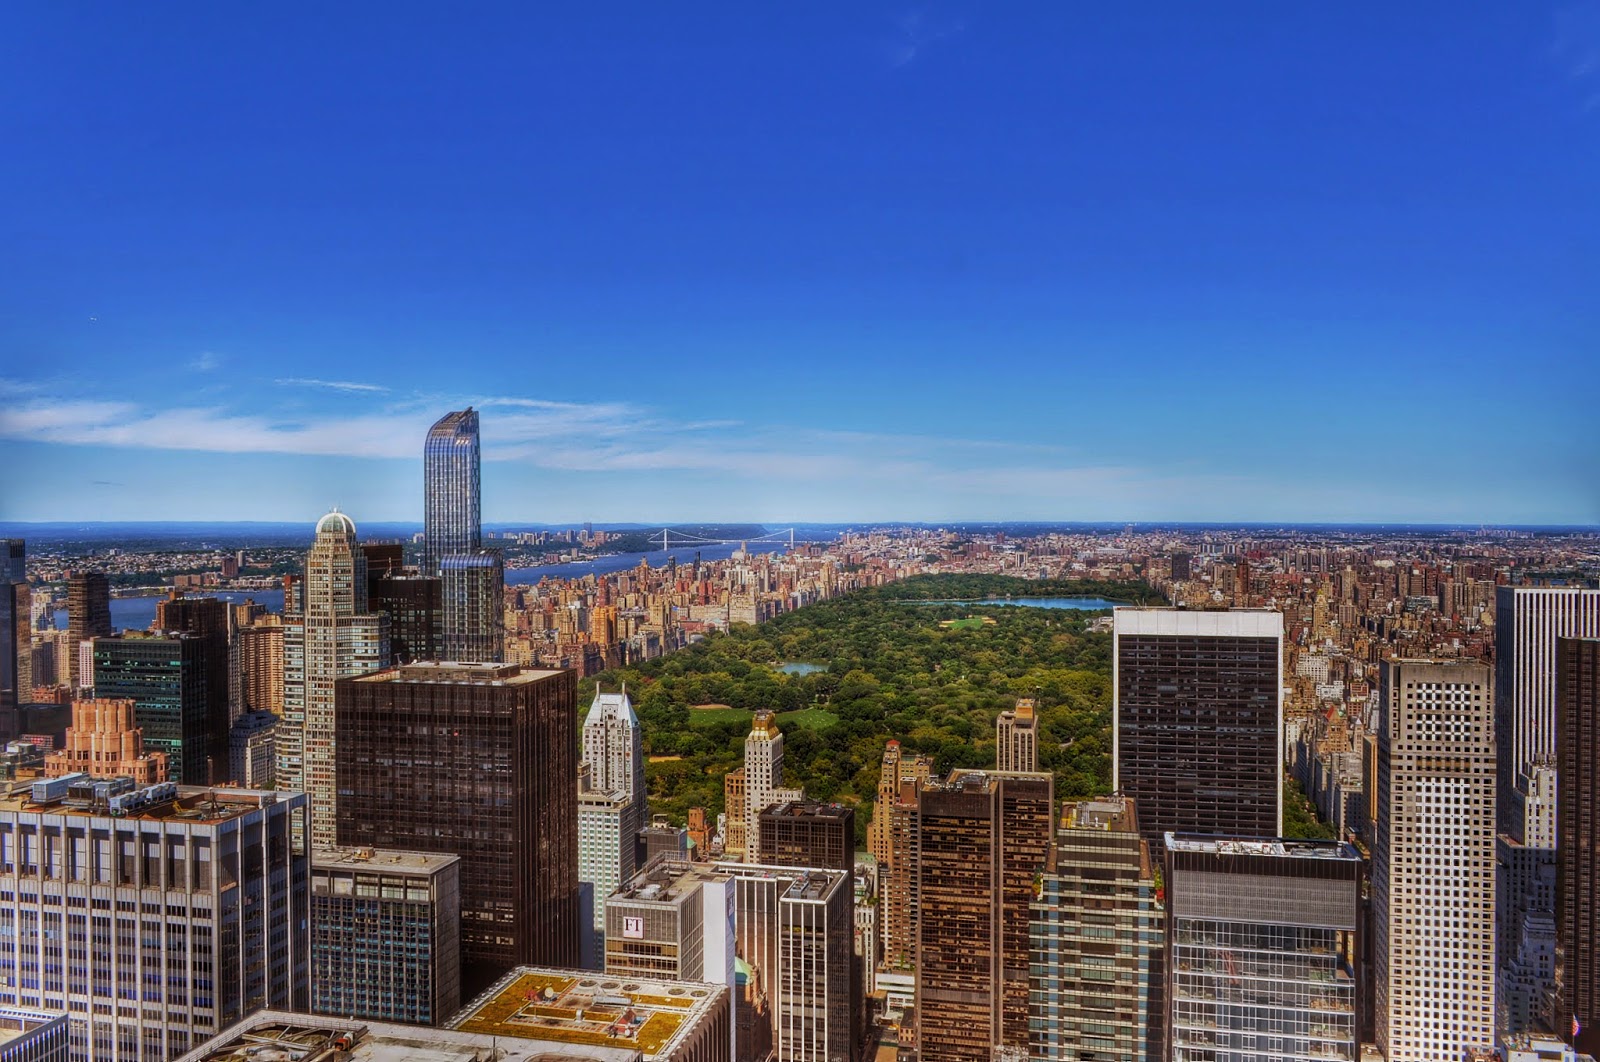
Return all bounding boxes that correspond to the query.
[67,571,112,641]
[1170,550,1193,581]
[1557,637,1600,1055]
[368,571,443,664]
[916,769,1054,1062]
[153,591,232,776]
[1113,608,1284,843]
[759,800,855,872]
[362,541,406,576]
[65,570,112,688]
[335,661,579,991]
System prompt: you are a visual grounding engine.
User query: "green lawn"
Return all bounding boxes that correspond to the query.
[686,707,754,728]
[778,707,840,731]
[941,616,989,630]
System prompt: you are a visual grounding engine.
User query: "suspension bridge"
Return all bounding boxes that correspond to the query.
[647,527,797,551]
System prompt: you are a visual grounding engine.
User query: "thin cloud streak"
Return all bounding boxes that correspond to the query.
[275,378,391,394]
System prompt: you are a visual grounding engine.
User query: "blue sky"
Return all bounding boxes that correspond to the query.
[2,4,1597,525]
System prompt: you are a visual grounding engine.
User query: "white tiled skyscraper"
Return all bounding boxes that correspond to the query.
[280,510,388,848]
[581,688,646,804]
[743,710,802,863]
[577,688,648,966]
[1374,658,1496,1062]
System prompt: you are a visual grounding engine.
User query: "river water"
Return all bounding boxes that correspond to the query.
[46,544,789,631]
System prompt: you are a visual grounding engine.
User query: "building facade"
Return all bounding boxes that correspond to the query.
[1029,796,1163,1062]
[1164,835,1362,1062]
[758,801,854,873]
[1556,637,1600,1055]
[1495,587,1600,836]
[1113,608,1283,842]
[995,697,1038,773]
[335,661,580,988]
[63,573,110,692]
[916,770,1054,1062]
[0,1006,70,1062]
[42,698,167,783]
[422,409,483,572]
[1,540,24,717]
[439,553,504,663]
[91,632,222,786]
[228,710,277,790]
[742,712,802,864]
[423,409,505,663]
[1373,658,1496,1061]
[310,846,462,1026]
[278,510,388,848]
[0,784,310,1062]
[578,786,635,969]
[231,621,283,717]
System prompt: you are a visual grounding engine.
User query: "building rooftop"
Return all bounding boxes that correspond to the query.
[1062,795,1139,834]
[313,846,460,875]
[179,1013,642,1062]
[1,779,298,826]
[1164,833,1361,862]
[0,1005,67,1046]
[760,800,853,822]
[352,661,566,686]
[448,967,726,1062]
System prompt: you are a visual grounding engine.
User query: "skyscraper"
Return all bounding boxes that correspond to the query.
[311,847,463,1027]
[1,539,23,714]
[582,688,647,804]
[365,543,442,664]
[0,783,310,1062]
[916,769,1054,1062]
[758,801,855,873]
[578,688,648,965]
[279,510,388,847]
[1030,796,1163,1062]
[43,697,168,782]
[92,632,223,785]
[424,410,505,662]
[995,697,1038,773]
[743,710,802,863]
[1113,607,1283,842]
[335,661,580,988]
[151,591,231,770]
[423,408,483,571]
[1495,587,1600,836]
[1373,658,1496,1061]
[1164,835,1362,1062]
[440,552,504,662]
[1555,637,1600,1055]
[64,571,110,690]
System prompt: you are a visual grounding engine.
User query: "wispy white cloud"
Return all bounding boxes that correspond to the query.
[0,384,1223,520]
[189,351,223,372]
[275,377,391,394]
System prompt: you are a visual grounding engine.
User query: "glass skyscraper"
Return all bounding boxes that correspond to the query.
[424,408,483,570]
[424,408,504,662]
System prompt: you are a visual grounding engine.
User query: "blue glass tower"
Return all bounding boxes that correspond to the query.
[424,409,503,662]
[423,408,483,571]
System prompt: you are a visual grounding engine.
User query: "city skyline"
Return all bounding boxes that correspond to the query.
[2,5,1597,526]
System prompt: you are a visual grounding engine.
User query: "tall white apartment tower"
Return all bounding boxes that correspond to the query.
[280,510,388,848]
[1495,587,1600,836]
[1374,658,1496,1062]
[744,710,802,863]
[582,688,647,805]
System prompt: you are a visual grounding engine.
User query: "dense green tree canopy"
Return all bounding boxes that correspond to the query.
[581,575,1163,840]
